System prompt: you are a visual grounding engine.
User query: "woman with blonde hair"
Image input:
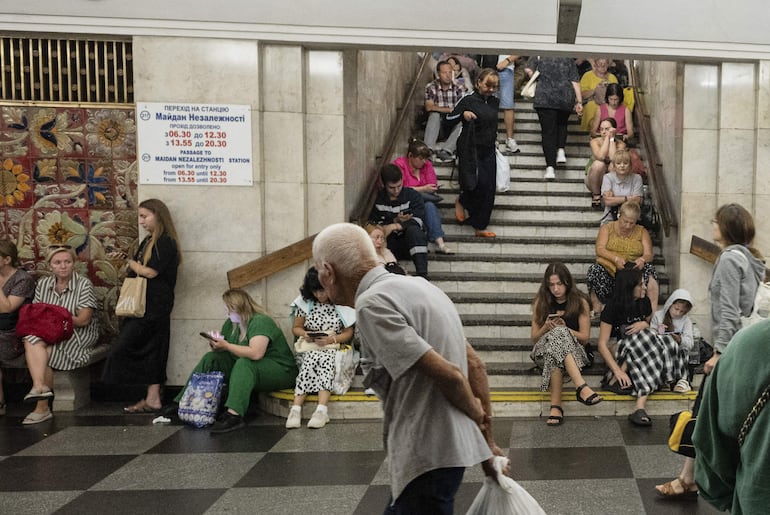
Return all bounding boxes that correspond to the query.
[103,199,181,413]
[174,288,297,434]
[21,246,99,424]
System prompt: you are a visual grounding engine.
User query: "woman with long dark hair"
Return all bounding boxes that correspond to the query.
[530,262,601,426]
[103,198,181,413]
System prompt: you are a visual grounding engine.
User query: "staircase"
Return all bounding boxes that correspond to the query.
[261,99,697,421]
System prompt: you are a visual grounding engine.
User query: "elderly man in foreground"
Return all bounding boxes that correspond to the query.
[312,222,502,514]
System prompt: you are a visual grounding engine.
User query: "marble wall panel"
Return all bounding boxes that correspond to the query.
[680,129,718,194]
[307,51,344,115]
[306,114,345,185]
[307,183,346,235]
[716,129,756,195]
[140,184,262,253]
[757,129,770,196]
[167,318,225,384]
[262,45,303,113]
[262,111,305,184]
[133,37,260,107]
[678,192,717,254]
[264,182,306,251]
[682,64,719,130]
[752,196,770,254]
[759,61,770,129]
[676,254,714,336]
[719,63,756,130]
[171,251,258,318]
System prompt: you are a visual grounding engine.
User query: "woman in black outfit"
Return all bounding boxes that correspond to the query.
[103,198,181,413]
[448,68,500,238]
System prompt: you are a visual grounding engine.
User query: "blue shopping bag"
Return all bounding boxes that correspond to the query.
[178,371,225,428]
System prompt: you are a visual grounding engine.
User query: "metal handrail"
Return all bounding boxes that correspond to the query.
[628,63,677,237]
[349,52,432,224]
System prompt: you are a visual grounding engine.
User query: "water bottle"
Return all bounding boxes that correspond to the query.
[690,323,702,366]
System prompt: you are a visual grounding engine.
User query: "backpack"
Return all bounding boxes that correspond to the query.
[15,303,74,344]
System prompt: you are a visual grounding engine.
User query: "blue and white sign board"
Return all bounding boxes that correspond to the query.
[136,102,253,185]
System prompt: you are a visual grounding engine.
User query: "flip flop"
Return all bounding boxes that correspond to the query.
[475,230,496,238]
[123,400,160,414]
[628,408,652,426]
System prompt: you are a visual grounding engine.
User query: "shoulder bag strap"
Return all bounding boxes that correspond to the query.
[738,382,770,447]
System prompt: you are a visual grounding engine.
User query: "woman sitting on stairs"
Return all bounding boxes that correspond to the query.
[530,262,602,426]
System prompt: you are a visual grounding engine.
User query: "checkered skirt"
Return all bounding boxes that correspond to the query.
[617,329,688,396]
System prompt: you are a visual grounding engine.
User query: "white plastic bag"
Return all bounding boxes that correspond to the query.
[466,456,546,515]
[331,345,359,395]
[495,149,510,193]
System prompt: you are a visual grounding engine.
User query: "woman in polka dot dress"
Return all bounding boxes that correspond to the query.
[285,266,355,429]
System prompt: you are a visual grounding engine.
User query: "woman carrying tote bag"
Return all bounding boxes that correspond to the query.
[102,199,181,414]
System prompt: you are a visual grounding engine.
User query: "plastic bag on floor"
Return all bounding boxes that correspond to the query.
[466,456,546,515]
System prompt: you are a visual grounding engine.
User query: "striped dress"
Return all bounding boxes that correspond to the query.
[27,273,100,370]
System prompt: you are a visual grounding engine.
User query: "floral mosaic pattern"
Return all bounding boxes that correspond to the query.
[0,106,139,336]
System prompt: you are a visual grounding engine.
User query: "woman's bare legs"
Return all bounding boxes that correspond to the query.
[646,275,660,313]
[144,384,162,410]
[23,338,54,415]
[585,160,607,196]
[548,368,564,425]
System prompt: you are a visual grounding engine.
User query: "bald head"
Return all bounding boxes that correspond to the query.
[313,223,379,306]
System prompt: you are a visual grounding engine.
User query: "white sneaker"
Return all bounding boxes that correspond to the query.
[544,166,556,180]
[506,138,520,153]
[285,407,301,429]
[307,408,330,429]
[556,148,567,164]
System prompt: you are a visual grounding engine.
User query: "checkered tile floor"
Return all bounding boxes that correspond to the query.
[0,402,722,514]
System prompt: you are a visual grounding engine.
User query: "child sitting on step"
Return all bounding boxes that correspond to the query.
[650,289,695,393]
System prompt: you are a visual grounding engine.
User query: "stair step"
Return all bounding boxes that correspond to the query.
[260,388,699,418]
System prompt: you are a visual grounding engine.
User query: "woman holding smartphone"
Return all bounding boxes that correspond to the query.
[174,288,297,434]
[530,262,602,426]
[285,266,355,429]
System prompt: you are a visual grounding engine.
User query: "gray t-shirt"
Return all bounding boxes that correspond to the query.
[600,171,643,224]
[355,267,491,502]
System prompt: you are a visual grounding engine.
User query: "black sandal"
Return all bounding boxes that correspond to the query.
[628,408,652,426]
[546,405,564,426]
[591,194,603,210]
[576,383,603,406]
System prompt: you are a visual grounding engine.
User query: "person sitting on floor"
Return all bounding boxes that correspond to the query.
[173,288,298,434]
[285,266,355,429]
[424,60,464,162]
[392,138,452,254]
[368,164,429,278]
[530,262,602,426]
[597,268,686,427]
[20,246,99,425]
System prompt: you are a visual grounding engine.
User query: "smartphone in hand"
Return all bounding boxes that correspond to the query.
[200,332,216,341]
[306,331,327,338]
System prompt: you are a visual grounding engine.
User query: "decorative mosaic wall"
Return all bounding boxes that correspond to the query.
[0,105,138,336]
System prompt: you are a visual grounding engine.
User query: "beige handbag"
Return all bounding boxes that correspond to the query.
[115,276,147,317]
[521,70,539,99]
